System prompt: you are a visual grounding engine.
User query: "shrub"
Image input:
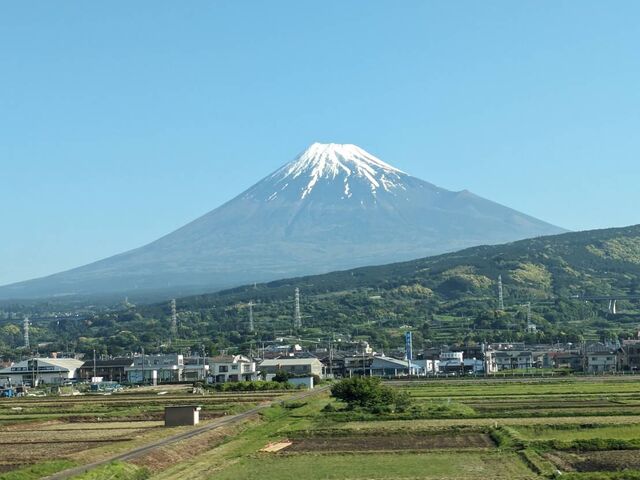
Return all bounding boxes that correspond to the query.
[273,369,291,383]
[322,403,337,412]
[330,377,411,412]
[206,380,292,392]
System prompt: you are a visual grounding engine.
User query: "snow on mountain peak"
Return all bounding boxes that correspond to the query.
[269,143,407,200]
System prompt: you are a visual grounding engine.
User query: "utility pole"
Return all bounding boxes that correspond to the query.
[93,349,97,380]
[294,288,302,329]
[202,345,207,382]
[329,340,333,379]
[405,331,413,377]
[497,275,505,311]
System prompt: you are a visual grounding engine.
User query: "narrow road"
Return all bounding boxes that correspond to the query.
[44,386,329,480]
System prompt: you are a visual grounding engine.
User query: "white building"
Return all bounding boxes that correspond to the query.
[0,357,84,386]
[439,351,464,362]
[210,355,257,383]
[413,359,438,375]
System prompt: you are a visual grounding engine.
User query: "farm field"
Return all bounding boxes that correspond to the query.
[5,377,640,479]
[0,386,286,478]
[142,377,640,480]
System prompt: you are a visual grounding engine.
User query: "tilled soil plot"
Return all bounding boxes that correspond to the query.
[0,442,116,463]
[548,450,640,472]
[285,433,495,452]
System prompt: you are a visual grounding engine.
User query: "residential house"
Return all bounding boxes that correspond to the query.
[618,340,640,371]
[586,351,617,374]
[493,351,534,371]
[209,355,257,383]
[551,352,584,372]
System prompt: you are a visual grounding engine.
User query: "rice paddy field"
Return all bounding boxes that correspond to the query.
[0,385,287,478]
[5,377,640,479]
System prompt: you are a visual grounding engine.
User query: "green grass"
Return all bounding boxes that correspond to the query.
[401,379,640,399]
[0,460,78,480]
[211,452,538,480]
[515,424,640,442]
[69,462,149,480]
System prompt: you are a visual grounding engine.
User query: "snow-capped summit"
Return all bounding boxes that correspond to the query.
[254,143,408,202]
[0,143,567,300]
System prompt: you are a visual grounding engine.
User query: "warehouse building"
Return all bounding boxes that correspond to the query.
[259,357,324,378]
[0,357,84,386]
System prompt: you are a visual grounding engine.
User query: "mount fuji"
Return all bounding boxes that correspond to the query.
[0,143,566,300]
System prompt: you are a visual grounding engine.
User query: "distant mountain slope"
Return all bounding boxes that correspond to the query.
[0,142,565,300]
[186,224,640,308]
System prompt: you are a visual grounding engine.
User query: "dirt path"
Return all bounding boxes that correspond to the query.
[43,386,328,480]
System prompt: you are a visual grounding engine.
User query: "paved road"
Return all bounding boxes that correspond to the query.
[44,386,329,480]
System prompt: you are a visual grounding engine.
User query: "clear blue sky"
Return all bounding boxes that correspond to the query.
[1,1,639,286]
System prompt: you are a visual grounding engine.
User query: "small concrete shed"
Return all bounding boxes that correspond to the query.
[164,405,201,427]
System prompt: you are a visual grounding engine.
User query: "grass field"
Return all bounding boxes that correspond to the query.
[212,452,538,480]
[5,377,640,479]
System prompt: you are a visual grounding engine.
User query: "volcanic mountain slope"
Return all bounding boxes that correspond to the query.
[0,143,565,300]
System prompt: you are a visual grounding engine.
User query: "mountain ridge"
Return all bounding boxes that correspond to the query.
[0,143,566,300]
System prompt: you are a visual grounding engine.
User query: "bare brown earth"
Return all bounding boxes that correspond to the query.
[284,433,495,453]
[546,450,640,472]
[0,420,158,469]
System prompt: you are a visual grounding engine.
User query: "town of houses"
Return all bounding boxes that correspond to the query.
[2,334,640,390]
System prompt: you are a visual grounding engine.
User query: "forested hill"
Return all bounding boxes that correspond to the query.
[183,224,640,308]
[5,225,640,358]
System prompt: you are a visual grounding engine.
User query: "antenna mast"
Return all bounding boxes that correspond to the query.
[23,316,30,350]
[497,275,504,311]
[294,288,302,328]
[170,299,177,339]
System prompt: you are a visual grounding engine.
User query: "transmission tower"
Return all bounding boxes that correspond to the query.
[525,302,537,333]
[497,275,504,311]
[23,316,30,350]
[294,288,302,328]
[170,299,177,339]
[248,301,255,333]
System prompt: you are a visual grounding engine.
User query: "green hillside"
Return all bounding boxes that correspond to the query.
[4,225,640,357]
